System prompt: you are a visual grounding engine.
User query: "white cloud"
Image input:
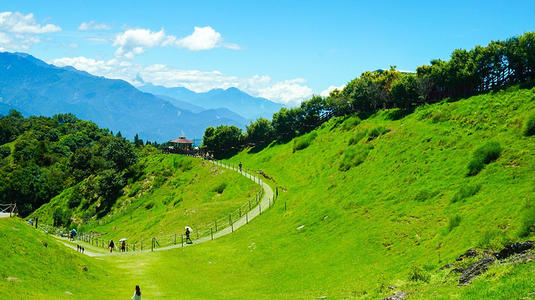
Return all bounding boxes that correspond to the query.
[112,26,239,58]
[0,11,60,51]
[78,21,111,31]
[50,56,312,105]
[176,26,239,51]
[0,12,61,34]
[320,84,346,97]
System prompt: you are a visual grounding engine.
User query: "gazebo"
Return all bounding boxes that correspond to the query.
[169,136,193,152]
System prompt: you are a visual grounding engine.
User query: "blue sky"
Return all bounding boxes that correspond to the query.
[1,1,534,105]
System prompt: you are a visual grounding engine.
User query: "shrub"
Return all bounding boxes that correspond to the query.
[523,112,535,136]
[0,145,10,159]
[53,208,69,227]
[451,184,482,203]
[447,215,462,232]
[173,197,183,207]
[212,182,227,194]
[339,145,372,171]
[293,132,317,152]
[367,126,389,141]
[341,117,361,131]
[408,266,430,282]
[128,183,142,197]
[348,130,367,146]
[414,189,438,202]
[467,141,502,176]
[144,202,154,210]
[518,204,535,237]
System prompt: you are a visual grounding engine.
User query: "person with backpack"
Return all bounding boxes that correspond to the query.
[185,227,193,244]
[108,240,115,253]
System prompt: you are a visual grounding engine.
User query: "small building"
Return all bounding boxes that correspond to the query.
[170,136,193,151]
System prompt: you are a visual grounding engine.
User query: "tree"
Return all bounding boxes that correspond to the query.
[246,118,274,145]
[102,136,137,171]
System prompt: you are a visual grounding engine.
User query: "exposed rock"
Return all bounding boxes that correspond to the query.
[458,256,496,285]
[382,291,408,300]
[494,241,534,260]
[456,248,478,261]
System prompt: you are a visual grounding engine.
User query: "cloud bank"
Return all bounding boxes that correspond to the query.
[0,11,61,51]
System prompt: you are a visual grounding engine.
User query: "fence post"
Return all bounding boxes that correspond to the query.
[239,208,241,217]
[215,220,218,232]
[141,241,143,251]
[151,238,154,252]
[249,200,251,211]
[211,228,213,240]
[259,203,262,215]
[229,214,233,232]
[246,211,248,224]
[174,233,177,245]
[196,229,199,240]
[181,234,184,247]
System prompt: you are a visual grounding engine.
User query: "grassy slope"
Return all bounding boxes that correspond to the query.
[10,87,534,299]
[0,218,130,299]
[106,86,535,299]
[31,154,259,243]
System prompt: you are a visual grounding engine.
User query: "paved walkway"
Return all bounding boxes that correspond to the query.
[0,213,10,218]
[58,159,274,257]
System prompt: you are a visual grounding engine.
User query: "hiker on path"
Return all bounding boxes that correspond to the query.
[185,227,193,244]
[108,240,115,253]
[239,162,242,172]
[131,285,141,300]
[121,240,126,252]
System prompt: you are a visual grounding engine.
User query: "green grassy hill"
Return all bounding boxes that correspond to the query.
[0,217,129,299]
[31,154,259,243]
[7,86,535,299]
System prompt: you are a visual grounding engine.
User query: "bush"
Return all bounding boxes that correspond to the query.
[367,126,389,141]
[0,145,10,159]
[341,117,361,131]
[212,182,227,194]
[414,189,438,202]
[523,112,535,136]
[467,142,502,176]
[451,184,482,203]
[144,202,154,210]
[518,204,535,237]
[293,132,317,152]
[53,208,69,227]
[348,130,367,146]
[339,145,372,171]
[447,215,462,232]
[408,266,430,282]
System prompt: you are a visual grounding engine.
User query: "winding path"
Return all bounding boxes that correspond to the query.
[56,159,274,257]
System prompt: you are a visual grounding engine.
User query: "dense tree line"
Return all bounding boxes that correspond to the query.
[203,32,535,156]
[0,110,141,217]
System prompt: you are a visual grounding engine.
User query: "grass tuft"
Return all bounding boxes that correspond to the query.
[467,141,502,176]
[451,184,482,203]
[293,132,317,152]
[522,112,535,136]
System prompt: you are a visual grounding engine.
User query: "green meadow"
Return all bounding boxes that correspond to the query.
[2,86,535,299]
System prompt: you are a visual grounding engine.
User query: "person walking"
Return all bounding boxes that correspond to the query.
[185,227,193,244]
[121,240,126,252]
[239,162,243,172]
[108,240,115,253]
[131,285,141,300]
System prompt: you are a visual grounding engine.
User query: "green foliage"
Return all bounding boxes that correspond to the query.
[53,207,69,227]
[447,215,462,232]
[0,145,10,159]
[408,266,431,283]
[341,117,361,131]
[339,145,372,171]
[414,189,438,202]
[467,142,502,176]
[292,132,317,152]
[451,184,482,203]
[367,126,389,140]
[518,200,535,237]
[202,125,243,157]
[102,136,138,171]
[212,182,227,194]
[246,118,274,145]
[522,112,535,136]
[348,130,367,145]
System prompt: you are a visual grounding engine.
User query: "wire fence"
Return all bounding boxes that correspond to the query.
[34,157,276,253]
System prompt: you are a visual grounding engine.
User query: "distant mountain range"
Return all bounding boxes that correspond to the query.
[0,52,282,142]
[139,83,284,120]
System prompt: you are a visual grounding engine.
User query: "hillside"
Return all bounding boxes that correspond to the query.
[0,218,128,299]
[32,86,535,299]
[0,52,247,141]
[31,154,259,243]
